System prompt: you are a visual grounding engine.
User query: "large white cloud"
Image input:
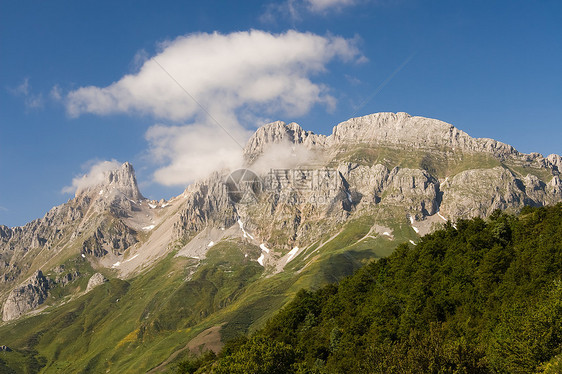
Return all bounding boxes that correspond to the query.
[65,30,362,186]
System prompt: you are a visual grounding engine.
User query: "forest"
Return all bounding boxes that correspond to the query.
[178,203,562,373]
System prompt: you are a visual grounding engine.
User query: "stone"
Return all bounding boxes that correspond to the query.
[2,270,51,321]
[86,273,108,293]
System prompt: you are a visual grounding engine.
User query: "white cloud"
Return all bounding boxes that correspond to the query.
[13,78,30,96]
[9,78,44,109]
[66,30,361,121]
[262,0,358,21]
[306,0,356,12]
[62,160,121,194]
[65,30,362,186]
[145,123,250,186]
[50,85,62,101]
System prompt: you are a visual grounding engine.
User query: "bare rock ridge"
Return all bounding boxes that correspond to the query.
[244,112,560,173]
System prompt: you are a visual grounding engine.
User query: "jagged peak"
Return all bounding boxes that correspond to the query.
[76,161,144,202]
[243,120,326,162]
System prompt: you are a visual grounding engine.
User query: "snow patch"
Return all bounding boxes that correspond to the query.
[409,215,419,233]
[99,190,104,195]
[143,225,155,231]
[111,261,121,268]
[260,244,270,253]
[286,247,299,263]
[437,212,447,221]
[440,177,449,189]
[237,219,255,240]
[409,240,417,246]
[257,253,265,266]
[208,241,215,247]
[124,254,138,263]
[161,203,170,208]
[382,232,391,237]
[346,191,353,203]
[148,203,157,209]
[81,254,86,258]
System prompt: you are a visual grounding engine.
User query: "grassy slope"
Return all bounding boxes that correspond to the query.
[336,145,555,184]
[0,213,412,373]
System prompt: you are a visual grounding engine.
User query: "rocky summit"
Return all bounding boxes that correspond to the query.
[0,112,560,372]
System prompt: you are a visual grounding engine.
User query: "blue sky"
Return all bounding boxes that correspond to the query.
[1,0,561,227]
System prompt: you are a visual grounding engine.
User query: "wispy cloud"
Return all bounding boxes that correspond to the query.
[50,85,62,101]
[307,0,357,12]
[65,30,363,186]
[262,0,359,22]
[8,78,44,109]
[62,160,121,194]
[0,206,8,212]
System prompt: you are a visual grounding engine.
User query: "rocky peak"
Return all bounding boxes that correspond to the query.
[77,162,144,202]
[243,121,326,163]
[327,112,514,156]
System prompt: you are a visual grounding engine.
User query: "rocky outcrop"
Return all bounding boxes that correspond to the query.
[2,270,51,321]
[86,273,107,293]
[328,112,517,157]
[173,171,238,240]
[81,218,138,257]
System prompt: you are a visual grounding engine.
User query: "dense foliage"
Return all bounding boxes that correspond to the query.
[180,204,562,373]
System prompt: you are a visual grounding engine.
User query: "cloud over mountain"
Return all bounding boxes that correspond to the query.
[65,30,362,186]
[62,160,121,194]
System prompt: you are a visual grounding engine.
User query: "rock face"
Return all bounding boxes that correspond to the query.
[171,113,562,249]
[86,273,107,293]
[2,271,51,321]
[329,112,516,157]
[173,171,238,240]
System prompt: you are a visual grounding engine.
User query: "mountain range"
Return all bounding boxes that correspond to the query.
[0,112,560,373]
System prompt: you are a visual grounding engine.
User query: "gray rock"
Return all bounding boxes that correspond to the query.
[2,270,51,321]
[86,273,108,293]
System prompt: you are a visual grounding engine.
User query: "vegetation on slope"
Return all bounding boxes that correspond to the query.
[181,204,562,373]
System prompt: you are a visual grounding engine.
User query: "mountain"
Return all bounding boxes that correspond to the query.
[0,112,560,373]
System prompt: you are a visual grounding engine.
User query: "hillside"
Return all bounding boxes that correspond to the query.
[0,112,560,373]
[191,204,562,373]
